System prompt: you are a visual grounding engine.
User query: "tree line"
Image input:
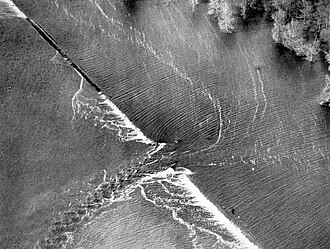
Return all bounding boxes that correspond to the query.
[208,0,330,63]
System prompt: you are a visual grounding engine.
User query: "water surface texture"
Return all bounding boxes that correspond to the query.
[1,0,330,248]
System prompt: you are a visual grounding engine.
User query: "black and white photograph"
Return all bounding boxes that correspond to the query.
[1,0,330,248]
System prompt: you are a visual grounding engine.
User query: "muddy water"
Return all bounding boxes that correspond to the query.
[1,0,330,248]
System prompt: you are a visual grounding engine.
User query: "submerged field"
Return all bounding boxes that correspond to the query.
[1,0,330,248]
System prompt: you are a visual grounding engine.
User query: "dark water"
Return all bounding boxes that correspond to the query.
[1,0,330,248]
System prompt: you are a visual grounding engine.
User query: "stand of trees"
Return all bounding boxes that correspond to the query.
[208,0,330,63]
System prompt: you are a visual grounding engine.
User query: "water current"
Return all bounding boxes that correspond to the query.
[1,0,330,249]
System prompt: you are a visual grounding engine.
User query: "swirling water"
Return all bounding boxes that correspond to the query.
[49,71,261,248]
[1,0,330,249]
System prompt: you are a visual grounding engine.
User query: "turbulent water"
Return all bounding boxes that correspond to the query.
[72,167,261,249]
[36,67,259,248]
[1,0,330,249]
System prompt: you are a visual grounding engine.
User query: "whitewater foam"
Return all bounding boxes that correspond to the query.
[138,167,261,249]
[71,75,156,145]
[0,0,27,19]
[98,93,155,144]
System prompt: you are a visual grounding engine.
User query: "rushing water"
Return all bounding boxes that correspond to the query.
[1,0,330,248]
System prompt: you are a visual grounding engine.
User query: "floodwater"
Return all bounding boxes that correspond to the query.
[1,0,330,248]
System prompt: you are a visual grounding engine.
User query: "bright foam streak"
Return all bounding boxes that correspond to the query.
[71,74,157,145]
[139,167,261,249]
[98,93,155,145]
[174,172,260,249]
[0,0,27,19]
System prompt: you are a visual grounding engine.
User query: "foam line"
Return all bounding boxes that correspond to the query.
[139,167,262,249]
[97,94,156,145]
[0,0,27,19]
[3,0,158,146]
[175,171,260,248]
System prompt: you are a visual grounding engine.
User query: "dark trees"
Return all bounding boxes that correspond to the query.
[208,0,330,62]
